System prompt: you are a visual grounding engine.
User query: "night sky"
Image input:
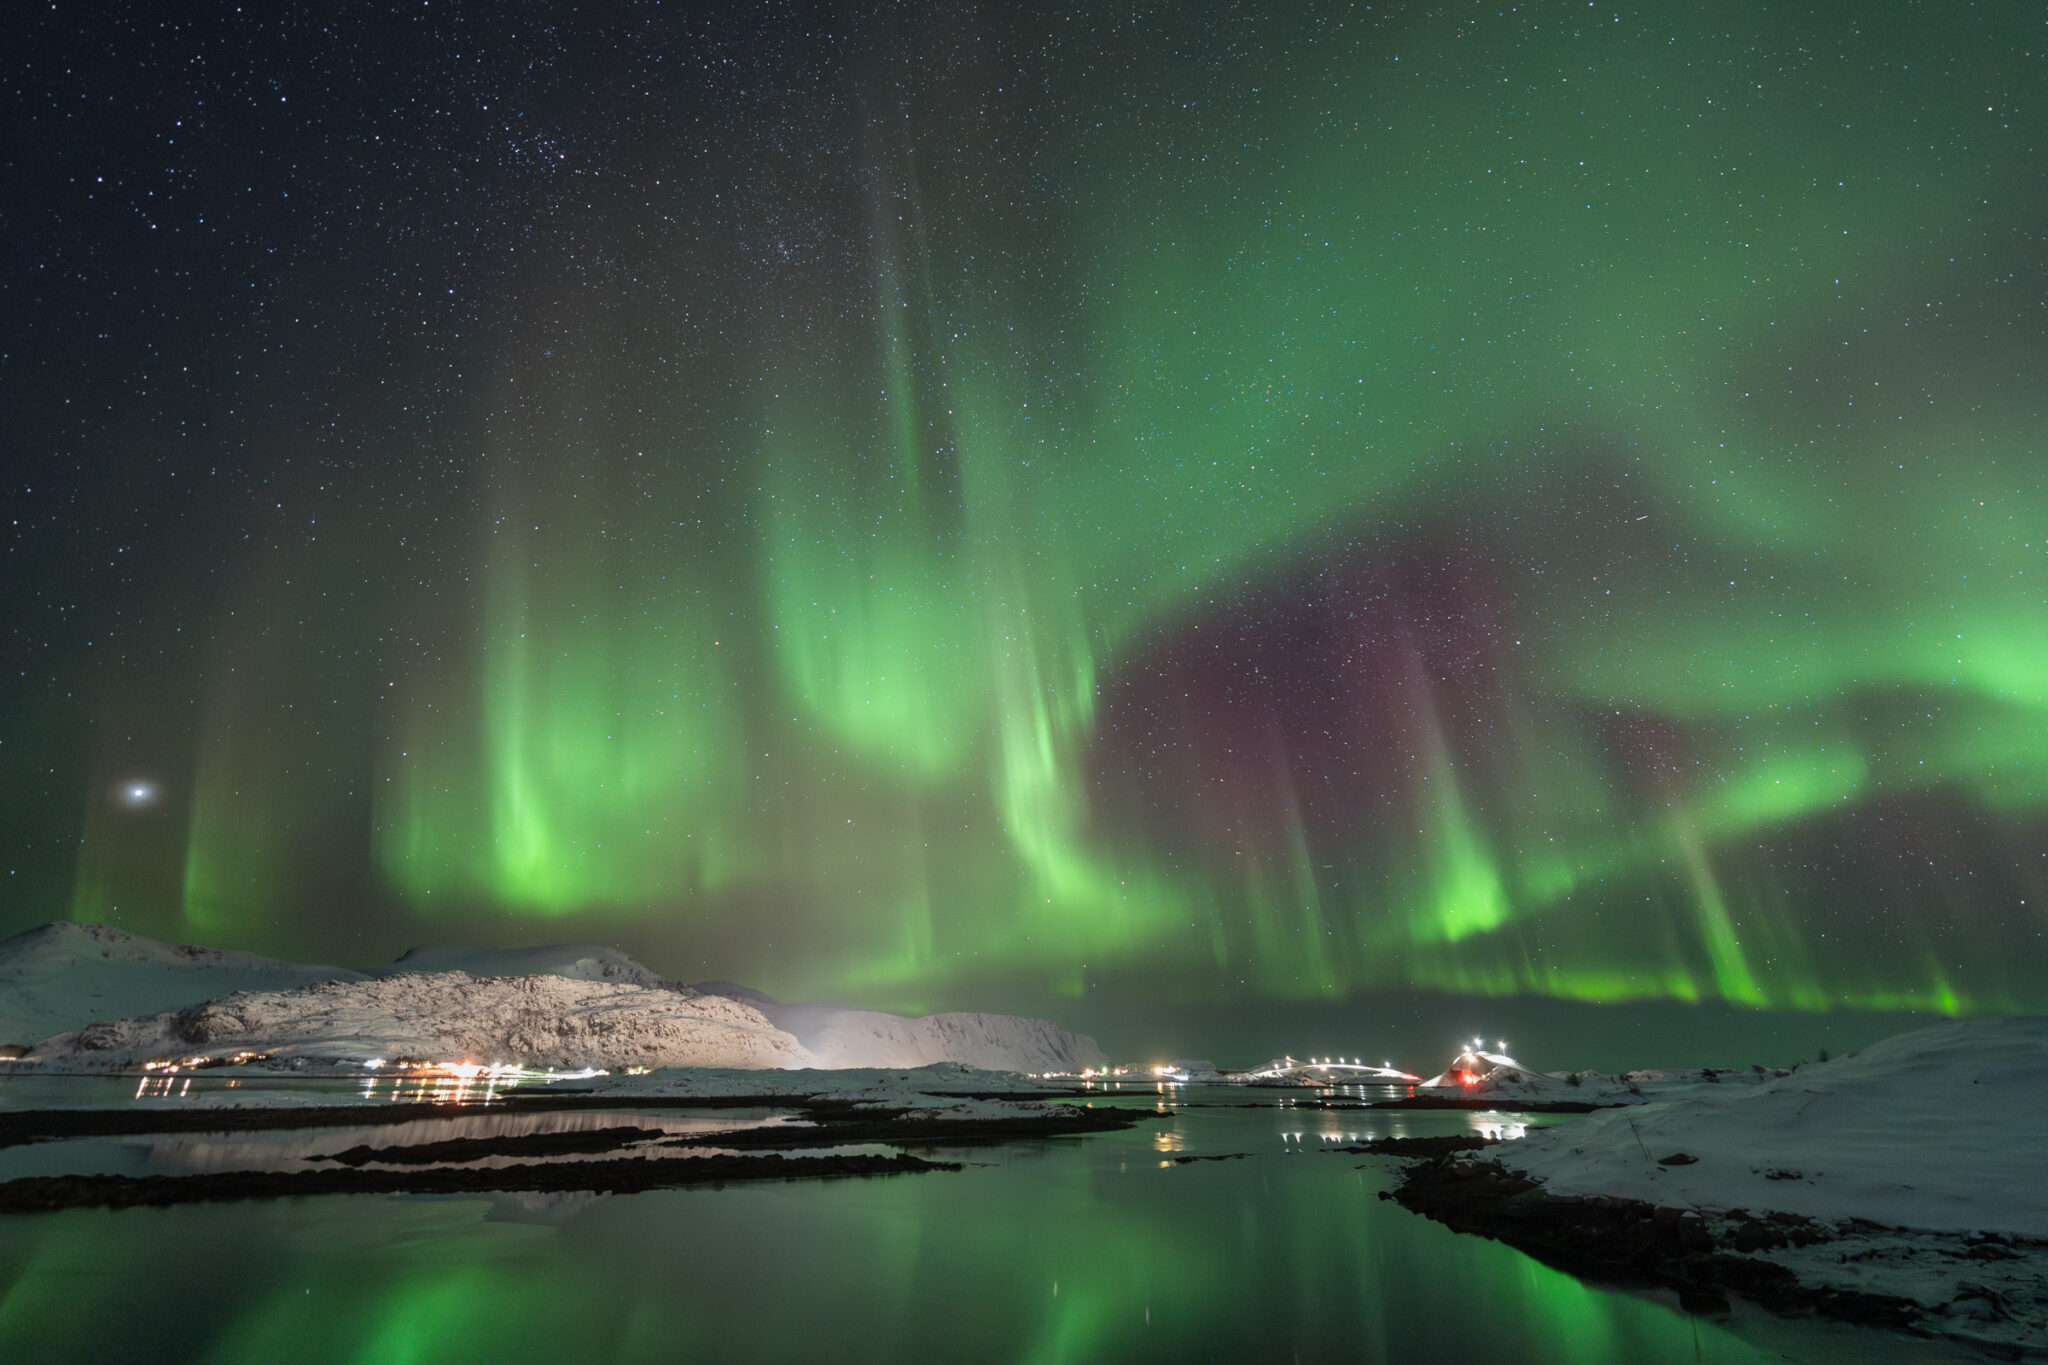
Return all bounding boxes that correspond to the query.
[6,2,2045,1062]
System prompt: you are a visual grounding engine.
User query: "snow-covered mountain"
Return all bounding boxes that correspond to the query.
[21,972,813,1072]
[0,921,366,1049]
[363,943,675,989]
[0,922,1103,1073]
[691,985,1105,1073]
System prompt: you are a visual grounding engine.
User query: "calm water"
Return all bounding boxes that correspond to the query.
[0,1083,1967,1364]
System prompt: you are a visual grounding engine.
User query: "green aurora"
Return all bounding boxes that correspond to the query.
[16,3,2047,1020]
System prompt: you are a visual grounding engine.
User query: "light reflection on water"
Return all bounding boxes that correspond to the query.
[0,1108,803,1181]
[0,1082,1976,1365]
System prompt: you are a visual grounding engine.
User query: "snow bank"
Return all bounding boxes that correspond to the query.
[0,921,364,1047]
[18,972,815,1073]
[1498,1015,2048,1239]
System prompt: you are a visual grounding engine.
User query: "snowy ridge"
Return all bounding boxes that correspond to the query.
[363,943,675,988]
[18,972,815,1072]
[1499,1015,2048,1239]
[0,921,365,1048]
[787,1007,1104,1072]
[690,986,1105,1072]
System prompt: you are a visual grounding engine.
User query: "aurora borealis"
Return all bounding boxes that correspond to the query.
[7,2,2046,1039]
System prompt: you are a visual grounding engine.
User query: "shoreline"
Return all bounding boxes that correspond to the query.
[1388,1154,2047,1356]
[0,1087,1160,1211]
[0,1150,961,1212]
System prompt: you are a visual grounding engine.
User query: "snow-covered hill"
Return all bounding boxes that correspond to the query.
[0,922,1103,1073]
[691,986,1104,1072]
[0,921,365,1049]
[1498,1014,2048,1239]
[363,943,675,989]
[1435,1016,2048,1352]
[19,972,814,1072]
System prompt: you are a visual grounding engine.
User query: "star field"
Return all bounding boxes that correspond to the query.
[5,2,2044,1032]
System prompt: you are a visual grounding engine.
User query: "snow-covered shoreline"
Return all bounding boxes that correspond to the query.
[1395,1016,2048,1355]
[1497,1016,2048,1239]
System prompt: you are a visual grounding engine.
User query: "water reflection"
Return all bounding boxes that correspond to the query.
[0,1108,803,1182]
[0,1083,1977,1365]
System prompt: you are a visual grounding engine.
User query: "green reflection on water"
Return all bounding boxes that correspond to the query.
[0,1099,1933,1365]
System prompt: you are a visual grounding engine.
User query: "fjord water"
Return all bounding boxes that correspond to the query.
[0,1087,1955,1364]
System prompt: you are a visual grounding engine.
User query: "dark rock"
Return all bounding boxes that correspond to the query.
[74,1021,129,1051]
[1676,1286,1730,1315]
[1326,1135,1499,1158]
[1388,1156,1925,1335]
[172,1000,255,1045]
[1368,1095,1607,1114]
[0,1150,959,1212]
[312,1126,671,1166]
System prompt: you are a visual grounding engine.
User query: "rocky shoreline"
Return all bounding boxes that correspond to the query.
[1387,1153,2046,1354]
[0,1089,1159,1212]
[0,1150,958,1212]
[1367,1093,1608,1114]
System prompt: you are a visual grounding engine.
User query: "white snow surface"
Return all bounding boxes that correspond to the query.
[363,943,673,988]
[1497,1015,2048,1239]
[0,921,365,1047]
[589,1062,1072,1100]
[691,986,1105,1073]
[18,972,816,1072]
[783,1005,1102,1072]
[587,1063,1082,1122]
